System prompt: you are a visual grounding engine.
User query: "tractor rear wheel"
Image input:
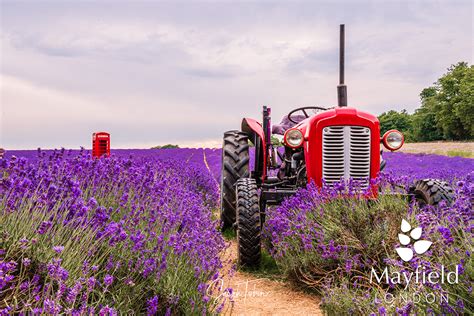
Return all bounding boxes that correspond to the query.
[220,131,250,230]
[409,179,454,207]
[236,178,261,267]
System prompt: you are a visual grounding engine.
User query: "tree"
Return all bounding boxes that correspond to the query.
[389,62,474,142]
[378,109,413,140]
[433,62,473,140]
[410,88,444,141]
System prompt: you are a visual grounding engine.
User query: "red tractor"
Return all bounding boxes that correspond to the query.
[220,25,454,267]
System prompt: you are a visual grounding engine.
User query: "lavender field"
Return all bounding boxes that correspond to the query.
[1,148,473,314]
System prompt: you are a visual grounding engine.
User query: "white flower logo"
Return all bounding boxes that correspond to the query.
[395,219,432,262]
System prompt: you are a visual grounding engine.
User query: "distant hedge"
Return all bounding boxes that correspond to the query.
[378,62,473,142]
[151,144,180,149]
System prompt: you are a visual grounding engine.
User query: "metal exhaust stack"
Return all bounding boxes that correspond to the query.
[337,24,347,107]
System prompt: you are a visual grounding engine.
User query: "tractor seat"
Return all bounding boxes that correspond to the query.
[272,115,306,135]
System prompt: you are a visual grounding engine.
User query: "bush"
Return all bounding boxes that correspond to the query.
[151,144,180,149]
[264,177,473,314]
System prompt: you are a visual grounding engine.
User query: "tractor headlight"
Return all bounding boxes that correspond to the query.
[382,130,404,151]
[284,129,304,148]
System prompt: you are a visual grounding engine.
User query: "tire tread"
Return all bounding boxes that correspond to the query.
[236,178,261,267]
[409,179,454,206]
[220,131,250,229]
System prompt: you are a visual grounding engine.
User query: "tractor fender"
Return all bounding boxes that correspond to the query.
[241,118,267,180]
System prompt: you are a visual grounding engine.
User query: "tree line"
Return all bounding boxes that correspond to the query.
[378,62,473,142]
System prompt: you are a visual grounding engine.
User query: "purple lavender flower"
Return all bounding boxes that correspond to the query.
[146,296,159,315]
[98,306,117,316]
[22,258,31,267]
[87,276,97,290]
[43,299,61,314]
[53,246,65,254]
[103,274,114,287]
[438,226,454,244]
[37,221,52,235]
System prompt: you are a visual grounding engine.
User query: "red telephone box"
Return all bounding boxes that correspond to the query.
[92,132,110,158]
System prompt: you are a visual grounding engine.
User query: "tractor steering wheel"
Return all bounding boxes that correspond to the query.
[287,106,329,124]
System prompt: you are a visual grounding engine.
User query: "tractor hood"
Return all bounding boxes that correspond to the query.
[300,106,381,193]
[295,107,379,140]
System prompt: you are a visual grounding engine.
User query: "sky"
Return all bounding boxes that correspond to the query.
[0,1,472,149]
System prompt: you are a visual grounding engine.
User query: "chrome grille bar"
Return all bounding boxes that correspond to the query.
[322,126,371,188]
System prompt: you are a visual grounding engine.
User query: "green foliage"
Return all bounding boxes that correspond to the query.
[410,92,444,142]
[271,135,282,147]
[378,110,413,141]
[378,62,474,142]
[151,144,180,149]
[222,227,236,240]
[433,62,473,140]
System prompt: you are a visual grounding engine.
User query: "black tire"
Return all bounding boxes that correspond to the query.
[236,178,261,267]
[220,131,250,230]
[409,179,454,207]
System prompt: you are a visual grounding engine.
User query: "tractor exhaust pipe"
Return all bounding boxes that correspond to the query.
[337,24,347,107]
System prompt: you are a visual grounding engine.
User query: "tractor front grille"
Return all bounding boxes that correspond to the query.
[322,125,371,188]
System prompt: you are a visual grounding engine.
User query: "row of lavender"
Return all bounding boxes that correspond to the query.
[10,148,469,185]
[265,152,473,315]
[1,148,225,315]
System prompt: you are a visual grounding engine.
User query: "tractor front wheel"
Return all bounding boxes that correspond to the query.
[409,179,454,207]
[220,131,250,230]
[236,178,261,268]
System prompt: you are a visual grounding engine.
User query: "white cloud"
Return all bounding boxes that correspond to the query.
[4,17,335,76]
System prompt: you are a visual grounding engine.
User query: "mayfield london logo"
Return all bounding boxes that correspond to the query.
[395,219,432,262]
[371,218,459,303]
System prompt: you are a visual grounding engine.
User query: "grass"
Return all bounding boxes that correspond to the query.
[241,250,281,280]
[431,149,473,158]
[446,149,473,158]
[222,227,236,240]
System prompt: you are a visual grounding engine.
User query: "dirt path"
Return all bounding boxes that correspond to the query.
[220,241,322,316]
[202,149,220,190]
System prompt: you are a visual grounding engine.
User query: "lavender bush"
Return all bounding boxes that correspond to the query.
[265,172,473,315]
[0,149,228,314]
